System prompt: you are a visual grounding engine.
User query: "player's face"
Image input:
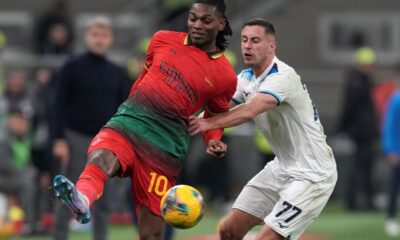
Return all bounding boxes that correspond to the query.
[241,25,276,69]
[85,25,113,56]
[187,3,226,51]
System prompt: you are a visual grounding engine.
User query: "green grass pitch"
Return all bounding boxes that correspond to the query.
[7,201,397,240]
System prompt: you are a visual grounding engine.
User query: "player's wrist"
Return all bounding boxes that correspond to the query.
[203,128,223,144]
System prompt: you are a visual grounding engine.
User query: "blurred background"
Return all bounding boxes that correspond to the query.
[0,0,400,239]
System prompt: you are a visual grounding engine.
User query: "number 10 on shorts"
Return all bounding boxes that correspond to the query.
[148,172,169,196]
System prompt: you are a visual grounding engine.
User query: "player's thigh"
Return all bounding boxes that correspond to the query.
[87,128,136,177]
[223,171,280,239]
[138,206,165,240]
[265,172,337,240]
[232,166,281,220]
[88,149,121,177]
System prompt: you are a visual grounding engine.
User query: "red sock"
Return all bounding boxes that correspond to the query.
[76,163,107,207]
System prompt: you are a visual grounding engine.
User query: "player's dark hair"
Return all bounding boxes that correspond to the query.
[193,0,232,50]
[242,18,276,36]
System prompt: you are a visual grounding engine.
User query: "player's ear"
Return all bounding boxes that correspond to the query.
[218,17,226,31]
[270,41,277,51]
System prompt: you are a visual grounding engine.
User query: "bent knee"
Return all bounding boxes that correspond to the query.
[88,149,121,177]
[219,219,243,240]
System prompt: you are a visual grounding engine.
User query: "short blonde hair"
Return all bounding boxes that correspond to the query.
[86,15,112,30]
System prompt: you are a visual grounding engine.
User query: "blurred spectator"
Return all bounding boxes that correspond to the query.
[34,0,73,55]
[0,193,25,237]
[0,70,34,139]
[0,70,33,116]
[30,67,55,233]
[338,46,378,211]
[31,67,54,173]
[126,37,150,81]
[126,53,146,81]
[373,81,397,129]
[383,87,400,237]
[372,63,399,130]
[0,110,36,235]
[42,23,72,55]
[51,15,131,240]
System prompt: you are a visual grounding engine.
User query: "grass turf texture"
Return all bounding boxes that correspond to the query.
[7,202,397,240]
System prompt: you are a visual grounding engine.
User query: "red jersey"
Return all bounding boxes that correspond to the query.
[97,31,237,216]
[107,31,236,161]
[132,31,236,120]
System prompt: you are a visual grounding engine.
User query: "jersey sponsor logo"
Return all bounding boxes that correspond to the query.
[277,222,289,229]
[159,61,198,104]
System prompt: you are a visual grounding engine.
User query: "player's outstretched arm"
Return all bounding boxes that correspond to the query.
[189,93,277,135]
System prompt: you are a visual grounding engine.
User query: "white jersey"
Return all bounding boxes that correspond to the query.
[232,57,336,182]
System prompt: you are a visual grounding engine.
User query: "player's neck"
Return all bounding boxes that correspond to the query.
[197,40,218,53]
[202,46,218,53]
[254,58,274,78]
[253,67,264,78]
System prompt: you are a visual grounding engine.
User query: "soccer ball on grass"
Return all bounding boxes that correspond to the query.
[160,185,205,229]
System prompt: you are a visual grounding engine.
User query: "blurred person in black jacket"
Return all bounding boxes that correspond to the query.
[51,16,131,240]
[338,46,378,211]
[30,67,55,234]
[34,0,73,55]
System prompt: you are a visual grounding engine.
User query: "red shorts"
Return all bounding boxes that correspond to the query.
[88,128,178,216]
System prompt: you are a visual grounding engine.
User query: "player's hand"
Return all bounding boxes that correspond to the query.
[53,139,70,166]
[188,115,212,135]
[206,139,227,158]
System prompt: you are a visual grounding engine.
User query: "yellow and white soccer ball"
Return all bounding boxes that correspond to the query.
[160,185,205,229]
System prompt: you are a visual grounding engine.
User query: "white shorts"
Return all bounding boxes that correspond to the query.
[232,165,337,240]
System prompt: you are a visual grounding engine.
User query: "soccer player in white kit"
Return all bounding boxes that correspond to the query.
[189,18,337,240]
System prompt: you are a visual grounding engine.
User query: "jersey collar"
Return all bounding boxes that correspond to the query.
[184,34,224,59]
[255,56,279,82]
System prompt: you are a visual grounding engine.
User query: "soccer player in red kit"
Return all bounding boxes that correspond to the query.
[52,0,237,239]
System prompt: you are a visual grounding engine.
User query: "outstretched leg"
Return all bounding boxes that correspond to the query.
[53,149,121,224]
